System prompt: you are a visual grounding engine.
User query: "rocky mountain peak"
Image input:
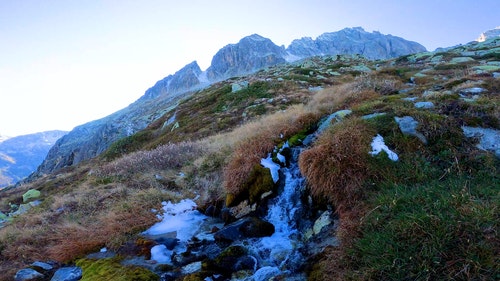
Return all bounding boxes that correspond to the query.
[206,34,287,81]
[287,27,426,60]
[477,26,500,42]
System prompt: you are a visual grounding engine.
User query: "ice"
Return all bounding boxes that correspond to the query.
[260,154,280,183]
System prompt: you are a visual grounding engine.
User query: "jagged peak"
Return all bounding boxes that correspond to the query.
[240,33,269,42]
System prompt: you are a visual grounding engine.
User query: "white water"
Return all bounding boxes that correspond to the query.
[246,147,307,280]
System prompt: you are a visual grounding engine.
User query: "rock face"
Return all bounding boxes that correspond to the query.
[0,130,66,187]
[206,34,288,80]
[33,28,427,177]
[287,27,426,60]
[138,61,205,102]
[477,26,500,42]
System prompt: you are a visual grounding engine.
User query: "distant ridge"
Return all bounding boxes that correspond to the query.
[0,130,67,187]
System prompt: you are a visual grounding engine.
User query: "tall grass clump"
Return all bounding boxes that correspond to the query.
[298,117,376,210]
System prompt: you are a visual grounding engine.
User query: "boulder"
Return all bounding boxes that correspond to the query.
[395,116,427,144]
[22,189,40,203]
[462,126,500,158]
[14,268,44,281]
[50,267,82,281]
[214,217,275,242]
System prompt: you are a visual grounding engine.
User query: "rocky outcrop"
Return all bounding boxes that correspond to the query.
[287,27,426,60]
[0,130,66,187]
[138,61,204,102]
[206,34,287,80]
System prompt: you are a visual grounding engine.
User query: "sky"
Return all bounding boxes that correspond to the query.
[1,0,499,137]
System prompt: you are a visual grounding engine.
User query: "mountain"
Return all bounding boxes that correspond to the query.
[286,27,426,60]
[31,28,426,178]
[1,34,498,281]
[477,26,500,42]
[206,34,288,80]
[0,134,9,143]
[0,130,67,187]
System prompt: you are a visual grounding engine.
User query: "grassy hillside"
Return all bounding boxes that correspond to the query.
[0,39,498,280]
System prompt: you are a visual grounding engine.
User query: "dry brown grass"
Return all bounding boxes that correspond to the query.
[97,141,202,178]
[222,106,319,198]
[298,117,375,210]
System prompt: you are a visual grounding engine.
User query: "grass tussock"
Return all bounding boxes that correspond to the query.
[298,117,376,209]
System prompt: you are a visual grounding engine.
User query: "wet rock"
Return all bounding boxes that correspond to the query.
[181,261,202,275]
[14,268,44,281]
[31,261,56,271]
[214,217,275,242]
[50,266,82,281]
[210,245,247,273]
[253,266,281,281]
[156,237,179,250]
[234,255,257,271]
[313,210,333,235]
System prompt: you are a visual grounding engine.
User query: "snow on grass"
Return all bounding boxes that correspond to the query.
[369,134,398,161]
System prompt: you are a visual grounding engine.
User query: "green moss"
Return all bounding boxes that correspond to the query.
[246,164,275,204]
[225,164,275,207]
[76,258,159,281]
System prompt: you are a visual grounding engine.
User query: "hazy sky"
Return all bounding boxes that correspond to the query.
[1,0,499,137]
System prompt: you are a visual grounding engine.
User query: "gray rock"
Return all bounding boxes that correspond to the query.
[50,267,82,281]
[462,127,500,158]
[14,268,44,281]
[206,34,287,80]
[287,27,426,60]
[493,72,500,78]
[395,116,427,144]
[414,101,435,109]
[214,217,275,242]
[231,81,249,93]
[31,261,55,271]
[460,87,487,95]
[362,112,387,119]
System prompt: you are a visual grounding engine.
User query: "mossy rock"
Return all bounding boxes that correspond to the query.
[75,258,159,281]
[225,164,275,207]
[22,189,40,203]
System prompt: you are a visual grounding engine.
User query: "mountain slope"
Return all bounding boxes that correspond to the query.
[0,34,498,281]
[32,28,426,179]
[0,130,67,187]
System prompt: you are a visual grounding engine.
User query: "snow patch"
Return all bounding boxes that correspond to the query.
[143,199,208,264]
[369,134,398,161]
[261,154,280,183]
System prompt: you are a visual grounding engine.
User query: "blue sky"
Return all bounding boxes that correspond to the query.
[1,0,499,137]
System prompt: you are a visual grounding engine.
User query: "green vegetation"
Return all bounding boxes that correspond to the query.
[76,258,159,281]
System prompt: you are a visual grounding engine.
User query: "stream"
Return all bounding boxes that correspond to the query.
[140,115,341,280]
